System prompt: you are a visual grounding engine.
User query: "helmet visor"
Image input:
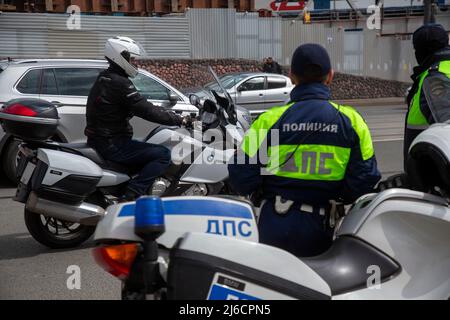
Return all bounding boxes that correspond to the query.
[130,41,148,59]
[120,41,147,70]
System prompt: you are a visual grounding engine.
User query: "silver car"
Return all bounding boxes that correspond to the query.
[0,59,198,182]
[205,72,294,113]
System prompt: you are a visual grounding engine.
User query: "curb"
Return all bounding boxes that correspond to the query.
[250,97,407,116]
[335,97,406,107]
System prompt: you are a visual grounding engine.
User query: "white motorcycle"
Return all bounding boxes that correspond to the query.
[93,123,450,300]
[0,68,251,249]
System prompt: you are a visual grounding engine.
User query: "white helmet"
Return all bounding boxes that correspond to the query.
[407,123,450,195]
[104,36,147,78]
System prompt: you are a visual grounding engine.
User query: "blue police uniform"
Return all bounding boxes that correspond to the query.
[228,44,381,257]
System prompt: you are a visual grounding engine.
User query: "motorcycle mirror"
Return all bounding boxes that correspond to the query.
[189,94,201,107]
[168,92,178,106]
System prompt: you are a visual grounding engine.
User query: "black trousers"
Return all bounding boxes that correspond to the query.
[89,136,171,195]
[258,200,333,257]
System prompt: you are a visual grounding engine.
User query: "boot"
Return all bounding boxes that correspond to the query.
[118,188,141,203]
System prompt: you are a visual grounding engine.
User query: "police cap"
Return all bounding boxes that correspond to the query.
[291,43,331,78]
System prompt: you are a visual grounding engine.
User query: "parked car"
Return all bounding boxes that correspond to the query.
[186,72,294,114]
[0,59,199,183]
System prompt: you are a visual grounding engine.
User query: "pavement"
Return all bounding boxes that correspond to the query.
[0,99,406,300]
[0,176,121,300]
[336,97,405,107]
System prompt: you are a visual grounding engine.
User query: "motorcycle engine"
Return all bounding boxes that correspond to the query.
[183,184,208,196]
[149,178,171,197]
[149,179,209,197]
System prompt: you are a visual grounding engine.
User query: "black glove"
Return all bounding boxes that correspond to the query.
[211,90,237,124]
[250,187,265,208]
[211,90,230,109]
[377,173,410,192]
[203,99,217,114]
[181,115,194,129]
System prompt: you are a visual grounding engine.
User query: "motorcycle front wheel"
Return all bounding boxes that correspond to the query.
[24,209,95,249]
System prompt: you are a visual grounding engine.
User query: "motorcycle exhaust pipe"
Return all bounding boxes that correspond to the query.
[26,192,105,226]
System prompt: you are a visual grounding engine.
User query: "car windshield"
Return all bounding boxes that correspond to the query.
[205,74,249,90]
[130,72,173,101]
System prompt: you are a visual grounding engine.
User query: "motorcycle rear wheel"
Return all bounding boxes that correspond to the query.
[24,209,95,249]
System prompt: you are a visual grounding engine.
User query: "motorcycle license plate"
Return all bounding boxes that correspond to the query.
[20,162,36,185]
[207,273,260,300]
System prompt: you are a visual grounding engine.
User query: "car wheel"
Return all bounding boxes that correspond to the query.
[2,136,63,185]
[2,139,21,184]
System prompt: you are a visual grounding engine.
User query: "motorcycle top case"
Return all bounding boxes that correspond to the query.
[0,98,58,141]
[167,233,332,300]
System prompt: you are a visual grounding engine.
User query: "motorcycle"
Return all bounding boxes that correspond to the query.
[0,67,252,249]
[93,195,259,300]
[93,123,450,300]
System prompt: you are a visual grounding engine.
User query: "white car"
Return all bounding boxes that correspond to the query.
[0,59,199,182]
[195,72,294,114]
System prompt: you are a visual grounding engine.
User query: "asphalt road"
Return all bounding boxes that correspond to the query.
[360,103,406,177]
[0,103,406,300]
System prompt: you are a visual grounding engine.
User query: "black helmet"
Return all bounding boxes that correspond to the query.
[413,24,449,65]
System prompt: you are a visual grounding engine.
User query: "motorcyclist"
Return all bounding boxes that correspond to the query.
[85,36,191,201]
[228,44,381,257]
[404,24,450,165]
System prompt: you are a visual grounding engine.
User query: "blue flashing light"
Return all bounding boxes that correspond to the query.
[135,196,165,228]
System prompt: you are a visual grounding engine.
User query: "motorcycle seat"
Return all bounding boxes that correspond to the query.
[58,143,137,175]
[302,236,400,296]
[59,142,105,164]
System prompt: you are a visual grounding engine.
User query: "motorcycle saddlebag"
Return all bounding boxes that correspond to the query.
[30,149,103,205]
[0,99,58,141]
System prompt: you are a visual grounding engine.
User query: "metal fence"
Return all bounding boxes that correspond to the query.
[281,13,449,82]
[1,9,450,82]
[236,12,282,62]
[188,9,236,59]
[282,21,344,71]
[0,12,191,59]
[188,9,282,62]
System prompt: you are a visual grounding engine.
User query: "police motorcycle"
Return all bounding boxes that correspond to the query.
[93,123,450,300]
[0,67,252,249]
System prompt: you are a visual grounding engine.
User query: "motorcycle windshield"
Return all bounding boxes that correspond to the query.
[208,66,235,106]
[188,65,238,124]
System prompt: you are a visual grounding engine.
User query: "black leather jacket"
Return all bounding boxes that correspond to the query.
[85,64,182,139]
[262,62,282,74]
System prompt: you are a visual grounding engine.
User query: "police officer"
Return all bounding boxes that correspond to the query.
[85,36,191,201]
[404,24,450,163]
[228,44,381,257]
